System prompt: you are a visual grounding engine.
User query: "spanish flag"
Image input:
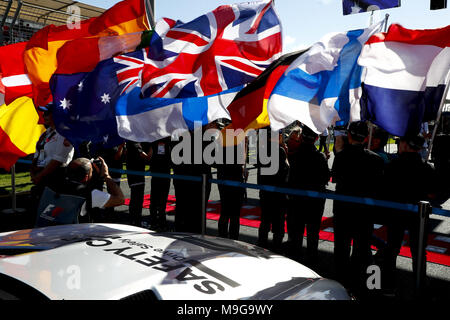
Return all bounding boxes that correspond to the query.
[0,42,33,106]
[0,97,46,171]
[24,0,150,106]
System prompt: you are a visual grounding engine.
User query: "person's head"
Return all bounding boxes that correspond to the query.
[66,158,93,184]
[287,125,302,152]
[399,134,425,154]
[300,125,319,144]
[370,126,389,151]
[38,103,55,128]
[347,121,368,144]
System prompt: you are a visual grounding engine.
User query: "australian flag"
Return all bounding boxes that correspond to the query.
[342,0,400,15]
[49,49,146,152]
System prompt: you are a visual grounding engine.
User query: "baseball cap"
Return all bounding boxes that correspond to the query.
[301,125,319,140]
[348,121,368,142]
[401,133,425,150]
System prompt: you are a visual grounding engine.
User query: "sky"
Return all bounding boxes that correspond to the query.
[79,0,450,53]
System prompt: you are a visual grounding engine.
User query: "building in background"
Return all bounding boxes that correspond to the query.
[0,0,105,45]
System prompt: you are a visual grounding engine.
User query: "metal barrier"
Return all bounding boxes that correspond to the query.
[5,158,450,295]
[7,159,450,218]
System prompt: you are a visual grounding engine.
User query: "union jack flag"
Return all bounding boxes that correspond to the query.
[114,50,146,95]
[141,0,282,99]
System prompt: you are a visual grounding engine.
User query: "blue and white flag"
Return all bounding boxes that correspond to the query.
[49,50,146,150]
[342,0,400,15]
[115,86,240,143]
[267,20,384,133]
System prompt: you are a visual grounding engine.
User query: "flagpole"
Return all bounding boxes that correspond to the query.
[145,0,155,29]
[427,77,450,161]
[367,122,374,150]
[384,14,390,32]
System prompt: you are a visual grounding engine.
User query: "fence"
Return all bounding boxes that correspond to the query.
[3,158,450,296]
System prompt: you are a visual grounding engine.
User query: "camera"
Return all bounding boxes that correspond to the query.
[91,158,103,174]
[89,158,105,187]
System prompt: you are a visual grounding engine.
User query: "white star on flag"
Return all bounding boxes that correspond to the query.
[103,135,109,144]
[101,93,111,104]
[78,81,84,92]
[60,98,72,110]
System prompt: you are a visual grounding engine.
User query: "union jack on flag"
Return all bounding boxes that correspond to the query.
[141,0,282,99]
[114,51,146,95]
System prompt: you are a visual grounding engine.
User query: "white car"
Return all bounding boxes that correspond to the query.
[0,223,350,300]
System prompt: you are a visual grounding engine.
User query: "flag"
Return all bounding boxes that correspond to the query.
[55,31,145,74]
[226,50,307,133]
[342,0,400,15]
[0,42,33,105]
[115,86,240,143]
[0,97,46,170]
[49,50,147,150]
[358,24,450,137]
[141,0,282,99]
[24,0,150,107]
[267,20,385,134]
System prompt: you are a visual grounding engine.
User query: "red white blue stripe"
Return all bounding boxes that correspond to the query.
[358,24,450,136]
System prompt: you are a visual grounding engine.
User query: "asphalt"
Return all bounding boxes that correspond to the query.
[1,149,449,302]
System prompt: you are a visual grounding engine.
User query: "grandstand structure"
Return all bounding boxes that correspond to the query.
[0,0,106,45]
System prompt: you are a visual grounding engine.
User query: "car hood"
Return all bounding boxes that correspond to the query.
[0,224,349,300]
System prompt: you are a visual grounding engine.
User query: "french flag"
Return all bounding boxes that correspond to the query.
[358,24,450,137]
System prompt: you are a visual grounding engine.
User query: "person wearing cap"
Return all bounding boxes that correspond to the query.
[286,124,302,159]
[368,126,391,164]
[29,103,74,215]
[64,157,125,220]
[318,127,330,159]
[172,126,212,234]
[215,118,246,240]
[331,120,384,296]
[332,125,348,154]
[256,127,289,252]
[125,140,152,227]
[380,133,437,293]
[148,137,173,231]
[286,125,330,268]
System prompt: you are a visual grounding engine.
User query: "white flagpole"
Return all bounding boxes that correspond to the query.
[384,14,389,32]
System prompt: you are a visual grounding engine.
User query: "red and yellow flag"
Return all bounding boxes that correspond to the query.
[24,0,150,106]
[0,97,46,170]
[0,42,33,106]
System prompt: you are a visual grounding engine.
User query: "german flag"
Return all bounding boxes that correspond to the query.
[226,49,308,133]
[0,97,45,170]
[24,0,150,107]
